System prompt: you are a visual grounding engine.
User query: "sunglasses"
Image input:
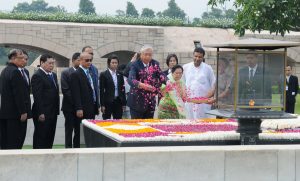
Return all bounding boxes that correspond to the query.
[84,59,92,62]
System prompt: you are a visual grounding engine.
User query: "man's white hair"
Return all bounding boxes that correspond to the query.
[140,45,153,53]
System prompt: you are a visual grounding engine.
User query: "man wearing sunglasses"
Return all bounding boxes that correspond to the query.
[70,52,100,122]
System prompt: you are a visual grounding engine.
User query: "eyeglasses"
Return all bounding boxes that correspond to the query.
[84,59,92,62]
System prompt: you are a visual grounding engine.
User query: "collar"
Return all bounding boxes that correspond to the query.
[108,68,116,75]
[248,64,258,72]
[40,67,51,75]
[142,62,149,67]
[79,65,89,72]
[18,67,24,71]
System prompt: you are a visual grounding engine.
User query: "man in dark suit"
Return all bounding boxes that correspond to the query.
[70,52,99,120]
[238,54,272,106]
[127,45,165,118]
[0,49,31,149]
[32,54,60,149]
[82,46,99,102]
[61,52,81,148]
[285,65,299,113]
[100,55,126,119]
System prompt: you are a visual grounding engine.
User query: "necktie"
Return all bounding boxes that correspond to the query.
[249,69,254,80]
[112,71,118,97]
[86,70,96,103]
[21,69,29,85]
[48,73,57,88]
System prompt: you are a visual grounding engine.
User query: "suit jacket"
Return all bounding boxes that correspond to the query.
[70,67,99,119]
[0,63,32,119]
[122,62,133,78]
[286,75,299,103]
[61,67,76,112]
[127,59,165,112]
[99,69,126,107]
[31,69,60,118]
[238,65,272,105]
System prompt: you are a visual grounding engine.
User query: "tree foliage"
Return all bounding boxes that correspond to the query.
[12,0,66,13]
[116,10,125,17]
[141,8,155,18]
[208,0,300,36]
[79,0,96,15]
[202,8,236,19]
[162,0,186,20]
[126,2,139,17]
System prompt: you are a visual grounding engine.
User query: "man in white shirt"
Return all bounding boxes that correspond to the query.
[99,55,126,119]
[183,47,216,118]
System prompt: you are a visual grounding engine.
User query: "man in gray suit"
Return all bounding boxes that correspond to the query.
[61,52,81,148]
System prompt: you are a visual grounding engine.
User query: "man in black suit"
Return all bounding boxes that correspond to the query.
[285,65,299,113]
[32,54,60,149]
[0,49,31,149]
[82,46,99,102]
[70,52,99,120]
[127,45,165,118]
[100,55,126,119]
[238,54,272,106]
[61,52,81,148]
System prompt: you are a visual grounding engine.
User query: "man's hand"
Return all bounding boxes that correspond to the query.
[76,110,83,118]
[101,106,105,114]
[20,113,27,122]
[38,114,45,122]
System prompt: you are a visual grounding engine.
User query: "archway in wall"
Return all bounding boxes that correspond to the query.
[0,44,69,67]
[101,50,136,66]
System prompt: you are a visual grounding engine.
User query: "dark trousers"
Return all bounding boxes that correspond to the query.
[0,119,27,149]
[63,111,80,148]
[130,108,154,119]
[102,98,123,120]
[33,115,57,149]
[285,101,296,113]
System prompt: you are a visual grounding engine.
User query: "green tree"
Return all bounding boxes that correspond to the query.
[208,0,300,36]
[126,2,139,17]
[13,0,66,13]
[141,8,155,18]
[162,0,186,20]
[202,8,223,19]
[79,0,96,15]
[156,11,163,18]
[224,9,236,19]
[116,10,125,17]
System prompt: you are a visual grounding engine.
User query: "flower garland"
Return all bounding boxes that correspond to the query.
[83,118,300,142]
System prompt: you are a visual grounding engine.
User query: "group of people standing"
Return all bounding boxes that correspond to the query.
[0,44,298,150]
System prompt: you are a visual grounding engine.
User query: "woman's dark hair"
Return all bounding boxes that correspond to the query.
[107,54,119,67]
[193,47,205,56]
[166,54,178,66]
[171,64,183,73]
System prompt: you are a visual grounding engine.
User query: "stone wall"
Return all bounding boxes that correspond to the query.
[0,145,299,181]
